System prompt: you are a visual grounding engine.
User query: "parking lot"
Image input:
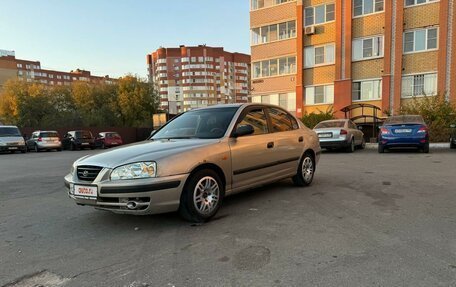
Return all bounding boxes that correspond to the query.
[1,149,456,287]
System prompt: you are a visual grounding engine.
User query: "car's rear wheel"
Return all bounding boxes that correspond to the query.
[101,142,105,149]
[179,169,224,223]
[450,138,456,149]
[422,143,430,153]
[378,143,385,153]
[292,152,315,187]
[34,144,40,153]
[359,138,366,149]
[346,139,355,153]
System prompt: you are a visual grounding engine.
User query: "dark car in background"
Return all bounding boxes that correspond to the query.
[378,115,429,153]
[95,132,123,149]
[0,125,26,153]
[62,130,96,150]
[26,130,62,152]
[450,124,456,149]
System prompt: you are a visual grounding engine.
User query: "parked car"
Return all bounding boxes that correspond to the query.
[313,119,365,152]
[62,130,96,150]
[450,124,456,149]
[26,130,62,152]
[95,132,123,149]
[378,115,429,153]
[0,125,26,153]
[64,104,321,222]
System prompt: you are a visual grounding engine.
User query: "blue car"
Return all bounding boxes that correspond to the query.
[378,115,429,153]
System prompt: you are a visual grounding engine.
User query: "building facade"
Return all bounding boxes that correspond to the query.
[0,49,115,90]
[250,0,455,120]
[147,45,251,114]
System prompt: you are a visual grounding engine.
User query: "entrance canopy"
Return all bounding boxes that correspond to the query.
[340,103,385,139]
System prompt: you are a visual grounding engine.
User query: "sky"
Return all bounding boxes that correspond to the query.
[0,0,250,79]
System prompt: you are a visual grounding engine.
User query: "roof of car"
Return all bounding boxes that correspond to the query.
[34,130,59,133]
[192,103,290,111]
[320,119,349,123]
[0,125,19,128]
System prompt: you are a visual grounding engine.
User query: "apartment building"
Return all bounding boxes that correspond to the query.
[0,50,115,89]
[250,0,455,121]
[147,45,251,114]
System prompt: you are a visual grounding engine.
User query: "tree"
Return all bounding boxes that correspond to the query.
[117,75,159,127]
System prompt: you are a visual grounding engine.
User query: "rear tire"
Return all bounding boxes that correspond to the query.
[359,138,366,149]
[346,139,355,153]
[422,143,430,153]
[179,169,224,223]
[450,139,456,149]
[292,152,315,187]
[101,142,106,149]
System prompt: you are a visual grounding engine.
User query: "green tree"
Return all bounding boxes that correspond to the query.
[301,107,335,129]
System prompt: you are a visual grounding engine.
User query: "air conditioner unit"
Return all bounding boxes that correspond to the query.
[305,26,315,35]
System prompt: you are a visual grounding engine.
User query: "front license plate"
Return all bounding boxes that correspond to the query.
[81,143,89,145]
[318,133,332,138]
[395,129,412,133]
[74,185,97,198]
[8,147,18,150]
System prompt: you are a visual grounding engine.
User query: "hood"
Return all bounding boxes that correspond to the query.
[0,136,24,143]
[76,139,219,168]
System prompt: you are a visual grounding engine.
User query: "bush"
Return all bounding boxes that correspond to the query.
[301,107,335,129]
[399,95,456,142]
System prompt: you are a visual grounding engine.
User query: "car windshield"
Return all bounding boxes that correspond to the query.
[75,131,92,139]
[0,127,21,137]
[152,107,239,140]
[40,132,59,138]
[106,133,120,138]
[384,115,425,125]
[314,121,346,129]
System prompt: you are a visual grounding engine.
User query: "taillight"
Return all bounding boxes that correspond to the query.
[417,126,428,134]
[380,127,389,135]
[37,137,42,142]
[340,129,348,135]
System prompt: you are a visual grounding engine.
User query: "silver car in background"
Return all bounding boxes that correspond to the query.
[26,130,62,152]
[314,119,365,152]
[0,125,26,153]
[64,104,321,222]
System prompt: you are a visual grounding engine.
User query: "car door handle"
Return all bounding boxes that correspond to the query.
[298,136,304,142]
[267,142,274,149]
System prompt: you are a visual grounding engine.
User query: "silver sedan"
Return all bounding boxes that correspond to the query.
[314,119,365,152]
[64,104,321,222]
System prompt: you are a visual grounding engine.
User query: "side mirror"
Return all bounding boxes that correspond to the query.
[450,124,456,128]
[233,124,255,138]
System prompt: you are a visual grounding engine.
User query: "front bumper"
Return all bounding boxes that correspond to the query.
[0,145,26,152]
[64,171,189,215]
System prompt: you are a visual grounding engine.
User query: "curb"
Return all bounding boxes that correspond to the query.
[365,143,450,149]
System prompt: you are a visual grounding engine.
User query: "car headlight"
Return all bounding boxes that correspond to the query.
[110,162,157,180]
[70,164,75,176]
[19,139,25,145]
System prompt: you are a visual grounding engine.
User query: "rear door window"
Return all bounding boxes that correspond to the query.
[268,108,296,132]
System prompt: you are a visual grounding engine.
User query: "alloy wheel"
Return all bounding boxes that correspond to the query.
[193,176,220,215]
[301,157,314,183]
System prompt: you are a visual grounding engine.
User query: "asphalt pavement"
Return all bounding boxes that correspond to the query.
[1,148,456,287]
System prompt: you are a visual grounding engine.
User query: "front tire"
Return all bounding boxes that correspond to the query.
[359,138,366,149]
[179,169,224,223]
[292,153,315,187]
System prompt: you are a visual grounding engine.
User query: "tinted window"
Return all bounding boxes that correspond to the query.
[40,132,59,138]
[238,108,269,136]
[384,115,425,125]
[269,108,295,132]
[75,131,92,139]
[153,107,239,139]
[0,127,21,137]
[314,121,345,129]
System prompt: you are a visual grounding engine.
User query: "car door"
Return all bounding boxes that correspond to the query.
[229,107,278,191]
[266,107,303,177]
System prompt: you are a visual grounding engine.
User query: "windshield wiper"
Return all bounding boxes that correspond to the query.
[154,136,199,140]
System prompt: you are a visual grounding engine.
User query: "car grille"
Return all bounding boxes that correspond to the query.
[77,165,103,181]
[6,142,20,146]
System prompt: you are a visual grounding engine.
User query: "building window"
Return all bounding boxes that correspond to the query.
[353,36,384,61]
[401,73,437,98]
[352,79,382,101]
[252,56,296,79]
[304,43,335,68]
[403,27,438,53]
[305,3,335,26]
[405,0,438,7]
[251,21,296,45]
[251,0,293,10]
[18,70,23,76]
[26,64,30,69]
[17,63,22,68]
[305,85,334,105]
[353,0,384,17]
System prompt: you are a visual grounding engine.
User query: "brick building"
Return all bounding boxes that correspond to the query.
[147,45,251,114]
[0,49,115,90]
[250,0,455,121]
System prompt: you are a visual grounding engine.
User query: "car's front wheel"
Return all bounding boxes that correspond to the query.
[179,169,224,223]
[292,153,315,187]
